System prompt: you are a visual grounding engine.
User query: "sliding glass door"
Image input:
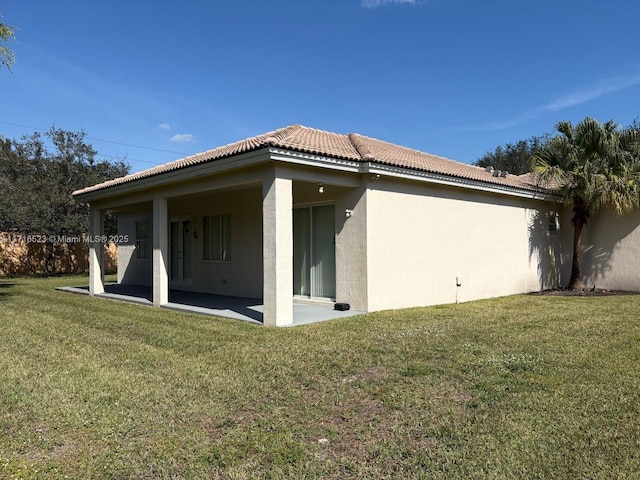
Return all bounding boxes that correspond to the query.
[293,205,336,299]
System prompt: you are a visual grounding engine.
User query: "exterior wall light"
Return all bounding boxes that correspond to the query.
[345,209,353,218]
[317,183,324,194]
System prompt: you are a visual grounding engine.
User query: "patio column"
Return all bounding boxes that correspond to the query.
[262,169,293,326]
[88,206,104,295]
[153,195,169,306]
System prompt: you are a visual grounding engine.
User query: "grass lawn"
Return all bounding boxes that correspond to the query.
[0,275,638,479]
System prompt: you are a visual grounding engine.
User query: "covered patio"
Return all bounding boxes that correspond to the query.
[79,160,366,327]
[58,283,364,326]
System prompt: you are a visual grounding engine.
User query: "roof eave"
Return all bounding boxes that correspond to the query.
[269,150,557,200]
[73,143,558,204]
[73,147,273,203]
[360,162,557,201]
[268,147,362,172]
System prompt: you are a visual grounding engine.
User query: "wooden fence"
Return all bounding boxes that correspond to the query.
[0,235,117,275]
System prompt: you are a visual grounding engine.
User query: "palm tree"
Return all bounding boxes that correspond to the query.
[535,117,640,290]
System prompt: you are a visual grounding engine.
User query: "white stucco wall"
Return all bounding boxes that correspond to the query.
[117,212,153,286]
[364,179,563,311]
[579,207,640,291]
[169,187,264,298]
[116,187,263,298]
[292,181,369,311]
[334,184,368,311]
[113,165,577,314]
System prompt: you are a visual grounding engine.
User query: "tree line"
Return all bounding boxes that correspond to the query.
[474,119,640,176]
[0,127,129,275]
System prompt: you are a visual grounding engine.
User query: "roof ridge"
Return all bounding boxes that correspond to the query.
[263,124,303,145]
[351,132,468,166]
[347,133,375,161]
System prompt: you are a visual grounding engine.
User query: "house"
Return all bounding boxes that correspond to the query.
[73,124,570,326]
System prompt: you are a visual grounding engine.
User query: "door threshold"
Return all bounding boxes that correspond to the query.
[293,296,336,307]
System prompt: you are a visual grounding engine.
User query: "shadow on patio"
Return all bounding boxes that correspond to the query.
[57,283,364,326]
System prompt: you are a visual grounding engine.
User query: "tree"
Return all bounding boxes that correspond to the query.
[0,14,16,72]
[0,127,129,274]
[474,135,549,175]
[534,117,640,290]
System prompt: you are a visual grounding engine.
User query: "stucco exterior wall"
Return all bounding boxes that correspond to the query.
[113,164,575,314]
[169,187,264,298]
[334,184,368,311]
[117,212,153,286]
[116,187,263,298]
[579,207,640,291]
[292,180,368,311]
[365,179,563,311]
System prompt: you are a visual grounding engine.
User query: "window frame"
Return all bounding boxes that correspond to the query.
[202,214,231,262]
[135,220,150,260]
[548,212,559,233]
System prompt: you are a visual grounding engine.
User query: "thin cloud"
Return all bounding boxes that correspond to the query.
[170,133,194,142]
[361,0,416,7]
[531,73,640,116]
[450,72,640,133]
[158,123,171,130]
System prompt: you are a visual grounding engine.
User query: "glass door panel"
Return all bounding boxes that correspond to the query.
[293,205,335,299]
[312,205,336,299]
[293,208,311,296]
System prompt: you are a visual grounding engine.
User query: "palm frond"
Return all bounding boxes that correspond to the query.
[538,117,640,216]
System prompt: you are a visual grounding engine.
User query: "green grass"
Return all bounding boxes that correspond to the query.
[0,275,639,479]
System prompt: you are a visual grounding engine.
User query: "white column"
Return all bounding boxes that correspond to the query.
[153,196,169,306]
[262,168,293,326]
[88,206,104,295]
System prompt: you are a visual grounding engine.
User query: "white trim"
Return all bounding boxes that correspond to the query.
[76,145,557,204]
[269,148,361,172]
[74,148,271,202]
[269,149,555,201]
[360,162,557,201]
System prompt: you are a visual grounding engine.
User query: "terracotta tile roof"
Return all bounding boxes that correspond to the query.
[73,124,544,196]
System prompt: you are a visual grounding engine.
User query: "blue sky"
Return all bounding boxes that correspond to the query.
[1,0,639,174]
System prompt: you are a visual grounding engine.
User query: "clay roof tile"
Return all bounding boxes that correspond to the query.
[73,125,546,196]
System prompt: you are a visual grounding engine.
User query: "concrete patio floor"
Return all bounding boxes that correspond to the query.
[57,283,364,326]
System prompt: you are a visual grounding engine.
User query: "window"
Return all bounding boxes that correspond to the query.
[135,221,150,260]
[548,212,559,233]
[202,214,231,261]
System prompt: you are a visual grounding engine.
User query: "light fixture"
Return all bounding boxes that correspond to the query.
[345,209,353,218]
[317,183,324,194]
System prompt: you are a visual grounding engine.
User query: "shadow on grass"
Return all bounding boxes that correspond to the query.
[0,282,19,300]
